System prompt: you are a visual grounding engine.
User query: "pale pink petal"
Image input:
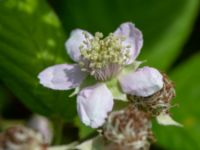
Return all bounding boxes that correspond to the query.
[77,83,114,128]
[119,66,163,97]
[65,29,93,62]
[114,22,143,64]
[28,115,53,144]
[38,64,87,90]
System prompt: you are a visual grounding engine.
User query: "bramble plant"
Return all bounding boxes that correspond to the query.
[0,0,199,149]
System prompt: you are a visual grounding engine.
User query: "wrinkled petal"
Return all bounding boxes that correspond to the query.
[77,83,114,128]
[157,113,183,127]
[65,29,93,62]
[114,22,143,64]
[38,64,87,90]
[119,66,163,97]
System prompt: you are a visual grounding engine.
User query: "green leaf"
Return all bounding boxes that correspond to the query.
[0,0,76,120]
[50,0,199,70]
[153,53,200,150]
[0,84,10,114]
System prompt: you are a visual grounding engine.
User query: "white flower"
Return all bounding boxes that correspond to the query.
[38,22,164,128]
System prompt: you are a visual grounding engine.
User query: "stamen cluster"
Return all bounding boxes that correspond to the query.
[79,32,130,81]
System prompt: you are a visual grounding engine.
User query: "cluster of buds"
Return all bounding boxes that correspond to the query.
[0,126,48,150]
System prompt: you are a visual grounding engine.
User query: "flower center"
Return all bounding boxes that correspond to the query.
[79,32,130,81]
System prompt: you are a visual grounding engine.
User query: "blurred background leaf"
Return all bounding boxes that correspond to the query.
[153,53,200,150]
[49,0,199,70]
[0,0,76,121]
